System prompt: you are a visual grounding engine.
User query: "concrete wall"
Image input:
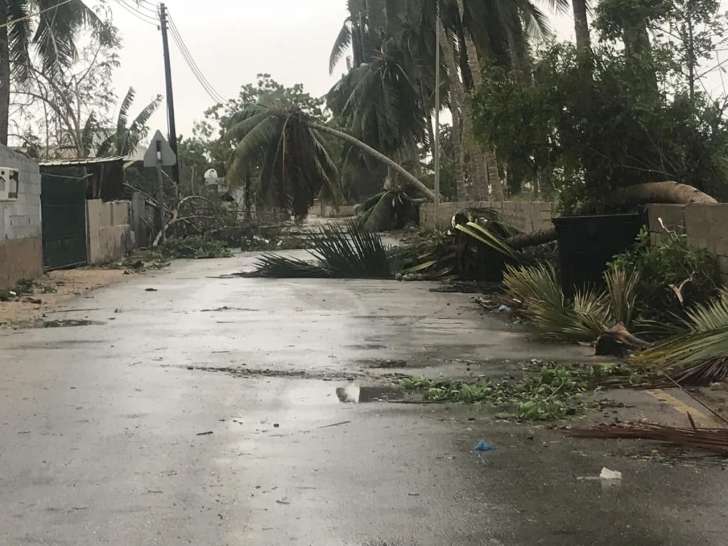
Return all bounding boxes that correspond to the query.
[0,146,43,289]
[420,200,555,232]
[86,199,133,264]
[647,203,728,283]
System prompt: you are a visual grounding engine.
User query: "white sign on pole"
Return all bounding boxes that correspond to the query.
[144,130,177,167]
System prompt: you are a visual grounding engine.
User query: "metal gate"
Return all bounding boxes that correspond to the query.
[41,175,88,270]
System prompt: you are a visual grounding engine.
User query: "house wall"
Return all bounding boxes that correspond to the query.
[0,146,43,289]
[647,203,728,284]
[420,200,555,233]
[86,199,133,264]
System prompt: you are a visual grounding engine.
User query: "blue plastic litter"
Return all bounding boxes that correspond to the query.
[474,440,496,453]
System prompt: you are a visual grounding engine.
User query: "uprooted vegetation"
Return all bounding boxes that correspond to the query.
[400,361,648,421]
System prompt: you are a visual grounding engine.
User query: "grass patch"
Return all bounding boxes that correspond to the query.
[400,361,647,421]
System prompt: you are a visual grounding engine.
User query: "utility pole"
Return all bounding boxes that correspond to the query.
[158,3,179,185]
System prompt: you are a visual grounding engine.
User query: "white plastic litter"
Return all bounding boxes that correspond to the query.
[599,467,622,480]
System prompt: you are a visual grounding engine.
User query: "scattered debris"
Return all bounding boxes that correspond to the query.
[318,420,352,429]
[196,431,214,436]
[400,362,648,421]
[473,440,496,453]
[599,467,622,481]
[569,422,728,455]
[145,288,158,292]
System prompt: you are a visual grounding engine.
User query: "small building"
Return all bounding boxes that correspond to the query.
[0,146,43,289]
[38,156,127,202]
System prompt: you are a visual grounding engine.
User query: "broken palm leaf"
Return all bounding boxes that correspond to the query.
[455,222,518,260]
[401,259,439,274]
[569,422,728,456]
[252,254,329,277]
[630,325,728,371]
[685,289,728,332]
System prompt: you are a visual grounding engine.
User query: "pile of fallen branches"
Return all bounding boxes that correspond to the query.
[569,422,728,456]
[399,208,525,282]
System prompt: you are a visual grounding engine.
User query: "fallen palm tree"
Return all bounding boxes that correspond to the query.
[250,221,393,278]
[569,422,728,456]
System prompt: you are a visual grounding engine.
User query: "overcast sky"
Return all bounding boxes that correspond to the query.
[107,0,350,139]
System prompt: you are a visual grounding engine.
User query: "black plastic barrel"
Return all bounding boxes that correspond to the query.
[553,213,646,294]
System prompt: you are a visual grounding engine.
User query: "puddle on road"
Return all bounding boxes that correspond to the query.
[41,319,104,328]
[336,384,404,403]
[357,358,408,369]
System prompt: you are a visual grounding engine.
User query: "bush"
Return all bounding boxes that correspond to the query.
[610,228,722,324]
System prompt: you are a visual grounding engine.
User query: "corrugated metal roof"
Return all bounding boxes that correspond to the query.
[38,156,127,167]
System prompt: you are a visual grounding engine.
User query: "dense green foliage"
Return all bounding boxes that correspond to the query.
[610,228,721,324]
[473,0,728,210]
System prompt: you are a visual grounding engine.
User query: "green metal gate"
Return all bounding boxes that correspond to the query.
[41,175,88,270]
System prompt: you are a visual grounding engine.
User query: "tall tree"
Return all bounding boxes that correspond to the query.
[0,0,104,145]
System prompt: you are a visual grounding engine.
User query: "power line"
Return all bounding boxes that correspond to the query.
[113,0,158,26]
[167,15,225,103]
[130,0,160,15]
[0,0,74,30]
[168,17,223,102]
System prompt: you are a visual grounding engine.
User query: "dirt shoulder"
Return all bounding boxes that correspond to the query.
[0,268,129,327]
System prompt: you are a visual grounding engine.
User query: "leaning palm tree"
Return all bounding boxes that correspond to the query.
[0,0,105,145]
[225,104,435,220]
[96,87,162,157]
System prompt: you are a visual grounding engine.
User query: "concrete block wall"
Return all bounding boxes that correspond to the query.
[647,203,728,283]
[86,199,133,265]
[420,200,555,232]
[0,146,43,289]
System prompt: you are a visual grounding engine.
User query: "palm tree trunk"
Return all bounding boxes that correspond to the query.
[438,21,466,200]
[0,3,10,146]
[572,0,592,61]
[311,122,436,201]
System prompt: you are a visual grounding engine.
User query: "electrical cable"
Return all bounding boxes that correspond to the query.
[167,15,225,103]
[113,0,158,26]
[168,17,223,102]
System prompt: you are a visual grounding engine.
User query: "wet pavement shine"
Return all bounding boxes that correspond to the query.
[1,255,727,545]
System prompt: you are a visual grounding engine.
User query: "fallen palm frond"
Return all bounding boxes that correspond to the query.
[674,357,728,385]
[398,211,521,281]
[252,254,329,278]
[605,265,641,327]
[631,290,728,384]
[251,221,393,278]
[504,264,604,342]
[307,221,391,277]
[685,289,728,332]
[504,264,659,344]
[453,221,518,261]
[569,422,728,456]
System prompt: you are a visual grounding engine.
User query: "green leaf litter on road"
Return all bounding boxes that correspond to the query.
[400,361,650,421]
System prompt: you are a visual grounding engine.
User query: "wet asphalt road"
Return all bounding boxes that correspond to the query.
[1,255,727,545]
